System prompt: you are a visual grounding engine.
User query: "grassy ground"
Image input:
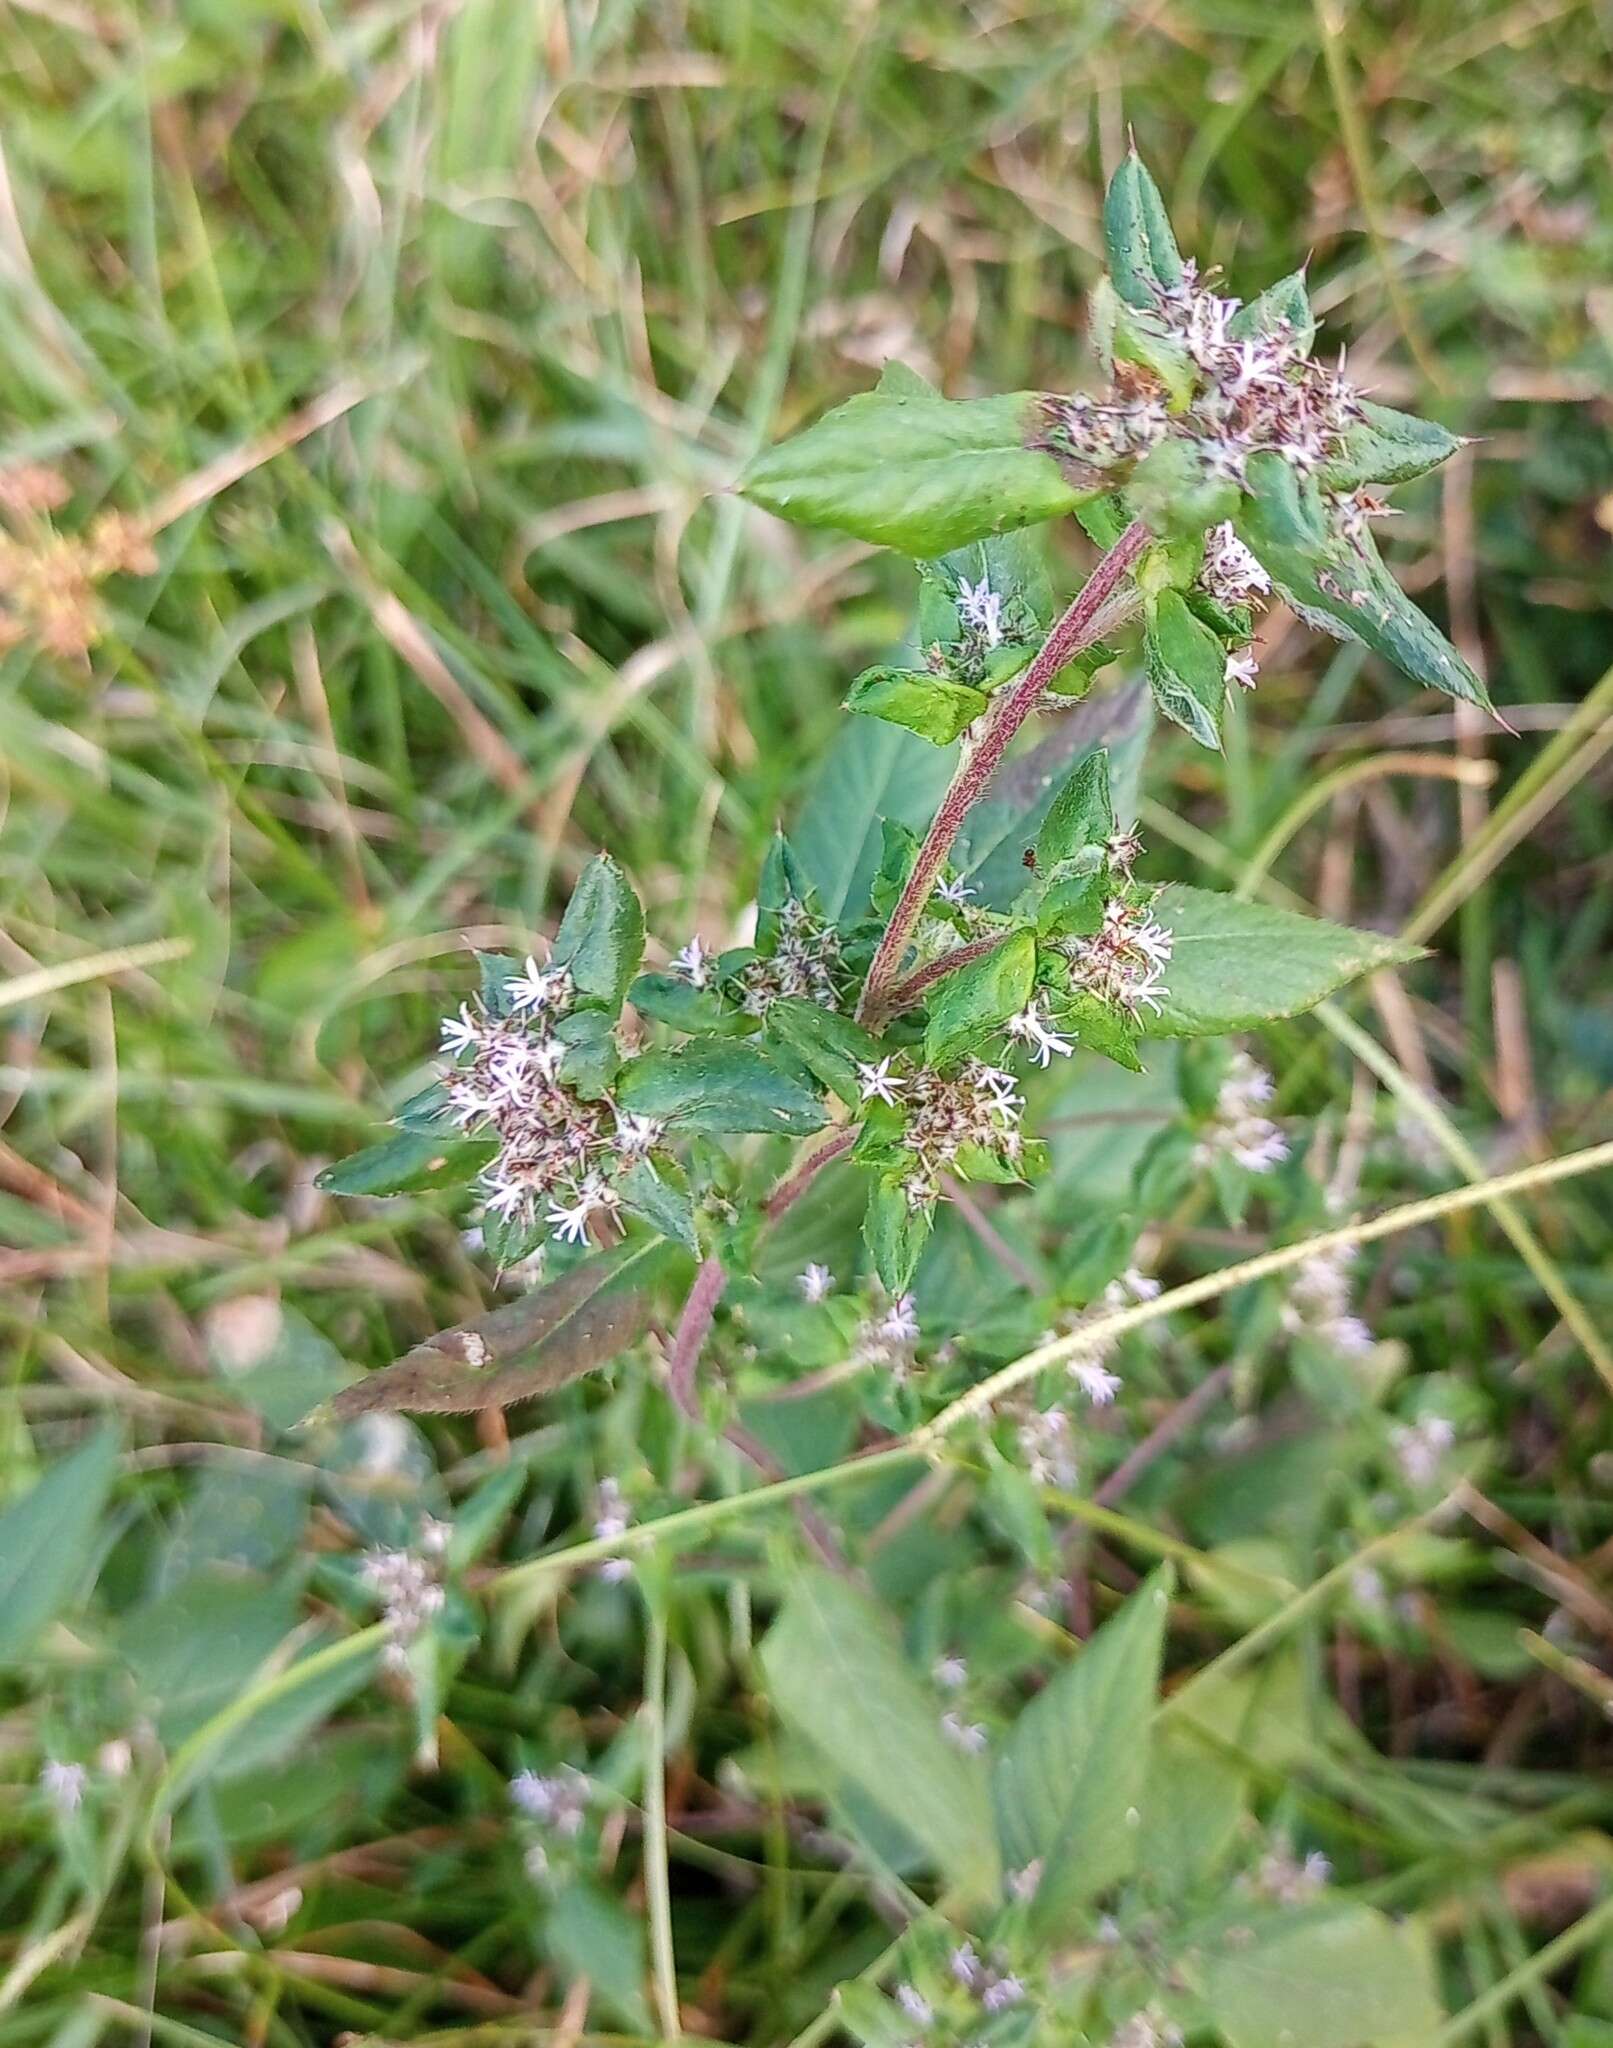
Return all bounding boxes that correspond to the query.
[2,1,1612,2043]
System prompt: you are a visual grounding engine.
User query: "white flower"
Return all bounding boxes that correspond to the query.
[508,955,568,1012]
[933,1654,968,1690]
[97,1738,133,1779]
[796,1263,834,1303]
[949,1943,982,1987]
[856,1057,905,1106]
[878,1294,920,1343]
[1202,522,1271,606]
[940,1710,987,1753]
[41,1759,87,1813]
[1006,998,1074,1068]
[593,1477,630,1543]
[1018,1406,1079,1489]
[982,1975,1025,2012]
[934,874,976,908]
[1225,648,1260,691]
[1070,1356,1122,1405]
[1392,1415,1456,1488]
[670,936,711,988]
[1103,1265,1160,1309]
[895,1984,934,2027]
[1195,1051,1288,1175]
[545,1173,620,1246]
[439,1003,482,1057]
[510,1766,589,1835]
[957,574,1004,647]
[614,1111,663,1158]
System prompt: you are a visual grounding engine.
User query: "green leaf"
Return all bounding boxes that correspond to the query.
[739,363,1089,556]
[544,1879,651,2032]
[756,832,815,946]
[1145,589,1227,750]
[1229,269,1316,353]
[617,1040,827,1135]
[1136,1730,1248,1898]
[1036,749,1116,868]
[845,666,988,746]
[1186,1904,1442,2048]
[795,717,955,921]
[551,853,644,1011]
[1103,148,1185,308]
[120,1568,301,1745]
[761,1570,1000,1902]
[324,1244,669,1418]
[834,1983,918,2048]
[862,1176,934,1296]
[1051,987,1145,1071]
[1143,884,1424,1037]
[1127,437,1240,538]
[1239,453,1492,711]
[553,1005,620,1097]
[765,997,884,1106]
[994,1564,1173,1924]
[316,1129,496,1198]
[924,930,1037,1064]
[0,1425,119,1662]
[1322,401,1462,490]
[615,1158,699,1252]
[628,971,744,1036]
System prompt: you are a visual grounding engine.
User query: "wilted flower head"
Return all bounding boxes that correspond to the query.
[1059,894,1173,1019]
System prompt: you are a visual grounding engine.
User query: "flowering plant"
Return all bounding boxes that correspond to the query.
[309,150,1496,2038]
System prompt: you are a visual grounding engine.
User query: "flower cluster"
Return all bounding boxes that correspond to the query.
[361,1535,448,1670]
[440,965,660,1246]
[1391,1413,1456,1489]
[859,1055,1025,1210]
[1280,1242,1373,1357]
[1248,1838,1331,1904]
[509,1764,590,1881]
[1193,1051,1289,1174]
[0,505,157,660]
[853,1291,921,1376]
[734,897,845,1017]
[1057,894,1174,1019]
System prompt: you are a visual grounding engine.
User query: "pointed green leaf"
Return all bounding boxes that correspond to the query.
[1322,401,1462,490]
[862,1176,934,1296]
[0,1425,120,1661]
[765,997,883,1106]
[617,1040,827,1135]
[551,854,644,1011]
[1186,1904,1442,2048]
[1051,988,1145,1071]
[1229,269,1316,353]
[924,929,1037,1064]
[761,1570,1000,1901]
[316,1129,496,1198]
[740,364,1090,556]
[1103,149,1185,308]
[1037,749,1116,868]
[1240,453,1492,711]
[628,971,745,1037]
[1145,589,1226,751]
[1143,884,1424,1037]
[994,1565,1173,1923]
[845,667,988,746]
[615,1159,699,1252]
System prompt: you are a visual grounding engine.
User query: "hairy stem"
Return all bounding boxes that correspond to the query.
[666,1254,727,1410]
[856,518,1151,1027]
[762,1124,856,1221]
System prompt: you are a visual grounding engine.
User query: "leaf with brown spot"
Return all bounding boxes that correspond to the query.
[322,1243,675,1419]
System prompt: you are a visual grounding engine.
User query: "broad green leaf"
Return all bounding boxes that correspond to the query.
[0,1425,119,1661]
[845,666,987,746]
[1239,452,1492,711]
[1187,1903,1442,2048]
[924,929,1036,1064]
[862,1175,934,1296]
[1145,589,1226,751]
[1321,401,1462,490]
[324,1243,669,1418]
[627,970,744,1036]
[544,1879,651,2032]
[553,1005,620,1097]
[994,1564,1173,1924]
[765,997,883,1105]
[1135,1730,1248,1899]
[1142,885,1423,1037]
[551,853,644,1011]
[739,363,1089,555]
[120,1567,301,1744]
[795,717,955,921]
[1050,987,1145,1071]
[761,1570,1000,1902]
[1229,269,1316,353]
[615,1159,699,1253]
[1103,148,1185,308]
[1127,437,1239,538]
[617,1040,827,1135]
[1036,749,1116,868]
[316,1129,495,1198]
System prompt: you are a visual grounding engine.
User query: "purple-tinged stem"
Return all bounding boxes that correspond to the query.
[856,519,1151,1028]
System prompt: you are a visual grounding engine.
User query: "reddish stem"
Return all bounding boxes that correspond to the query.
[667,1255,727,1410]
[762,1125,856,1222]
[856,519,1151,1027]
[879,933,1011,1019]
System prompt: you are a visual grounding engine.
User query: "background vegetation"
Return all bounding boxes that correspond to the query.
[2,1,1611,2044]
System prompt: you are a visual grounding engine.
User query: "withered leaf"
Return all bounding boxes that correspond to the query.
[325,1242,671,1419]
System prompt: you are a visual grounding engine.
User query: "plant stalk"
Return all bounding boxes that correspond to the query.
[856,518,1151,1026]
